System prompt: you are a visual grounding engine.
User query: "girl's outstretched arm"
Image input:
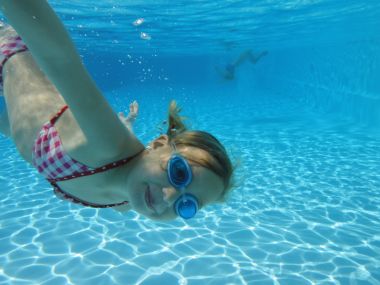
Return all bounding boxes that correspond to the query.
[0,1,142,157]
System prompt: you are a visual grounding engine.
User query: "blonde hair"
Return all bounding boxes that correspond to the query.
[166,100,235,201]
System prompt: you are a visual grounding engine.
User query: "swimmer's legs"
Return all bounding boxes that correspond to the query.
[232,50,252,67]
[231,49,268,69]
[249,50,268,64]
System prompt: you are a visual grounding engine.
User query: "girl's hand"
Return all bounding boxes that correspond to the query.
[127,100,139,122]
[118,100,139,132]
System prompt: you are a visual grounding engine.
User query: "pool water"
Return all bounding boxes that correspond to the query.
[1,1,380,284]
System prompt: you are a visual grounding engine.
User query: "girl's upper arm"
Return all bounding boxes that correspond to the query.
[0,0,134,156]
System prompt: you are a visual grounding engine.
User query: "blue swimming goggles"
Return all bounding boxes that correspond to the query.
[167,150,199,219]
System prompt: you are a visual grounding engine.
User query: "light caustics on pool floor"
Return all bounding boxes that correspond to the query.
[0,94,379,285]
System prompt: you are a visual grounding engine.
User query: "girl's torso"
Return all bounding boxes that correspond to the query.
[3,51,143,207]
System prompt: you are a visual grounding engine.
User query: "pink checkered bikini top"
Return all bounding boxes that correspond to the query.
[32,105,143,208]
[0,35,28,90]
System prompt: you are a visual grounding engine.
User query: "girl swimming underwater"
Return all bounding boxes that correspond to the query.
[0,0,234,221]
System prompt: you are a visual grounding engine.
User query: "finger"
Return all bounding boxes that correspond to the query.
[130,103,138,113]
[134,102,139,113]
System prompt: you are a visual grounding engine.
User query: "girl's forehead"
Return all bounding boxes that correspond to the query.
[160,145,210,163]
[190,167,224,205]
[181,146,219,166]
[180,145,207,156]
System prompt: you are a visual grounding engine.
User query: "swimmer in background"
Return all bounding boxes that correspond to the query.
[215,49,268,80]
[0,1,234,221]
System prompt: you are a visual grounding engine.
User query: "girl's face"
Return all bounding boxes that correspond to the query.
[126,137,224,221]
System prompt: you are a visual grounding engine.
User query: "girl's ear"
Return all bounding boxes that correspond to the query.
[151,135,169,150]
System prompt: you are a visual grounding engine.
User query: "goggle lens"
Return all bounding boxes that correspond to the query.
[174,194,198,219]
[168,155,192,188]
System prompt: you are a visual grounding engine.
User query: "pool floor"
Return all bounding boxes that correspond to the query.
[0,89,379,285]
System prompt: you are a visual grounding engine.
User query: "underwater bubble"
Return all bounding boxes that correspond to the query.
[133,18,145,26]
[140,32,151,40]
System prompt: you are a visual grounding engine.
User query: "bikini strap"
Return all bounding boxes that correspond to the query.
[48,149,144,183]
[50,105,69,125]
[52,184,130,208]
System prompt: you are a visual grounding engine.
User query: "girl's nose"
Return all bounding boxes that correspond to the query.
[162,187,178,203]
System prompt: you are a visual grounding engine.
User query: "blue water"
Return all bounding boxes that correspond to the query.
[1,1,380,284]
